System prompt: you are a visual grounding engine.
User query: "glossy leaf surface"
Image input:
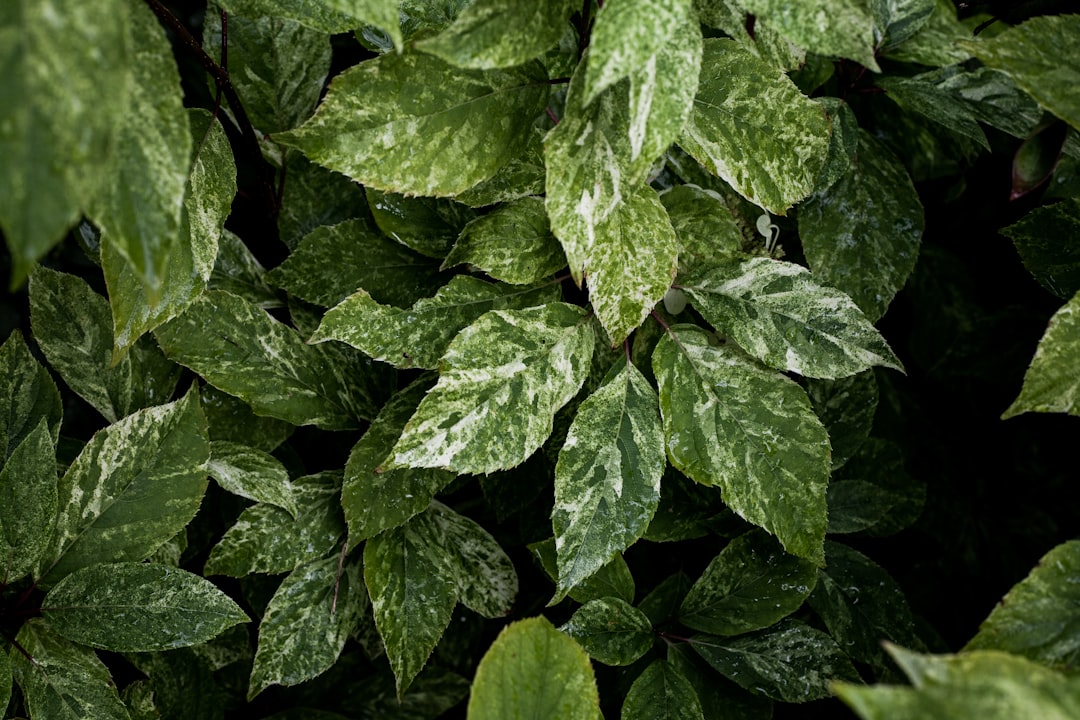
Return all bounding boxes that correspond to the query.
[1003,290,1080,419]
[737,0,879,70]
[621,659,703,720]
[208,441,297,517]
[561,596,653,666]
[0,329,61,461]
[0,420,56,581]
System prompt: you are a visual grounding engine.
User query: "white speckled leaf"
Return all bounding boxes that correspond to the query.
[442,197,567,285]
[204,472,344,577]
[466,617,600,720]
[43,562,248,652]
[217,0,400,44]
[652,325,830,565]
[249,555,367,697]
[277,50,548,196]
[418,0,576,69]
[691,619,860,703]
[737,0,879,70]
[184,111,236,282]
[546,16,701,285]
[264,219,444,309]
[12,621,130,720]
[29,266,181,424]
[155,290,381,429]
[208,440,297,517]
[311,276,559,370]
[798,130,924,322]
[559,597,654,667]
[386,303,594,475]
[621,659,703,720]
[37,389,209,586]
[1000,197,1080,300]
[878,75,989,149]
[367,189,477,260]
[553,361,663,596]
[583,0,694,105]
[814,97,860,194]
[209,229,282,310]
[958,15,1080,132]
[680,257,903,379]
[90,0,190,297]
[428,501,517,618]
[531,537,637,606]
[0,0,131,286]
[456,127,547,207]
[0,329,62,461]
[0,420,56,582]
[343,376,455,545]
[680,530,818,636]
[871,0,935,48]
[679,38,831,214]
[659,184,743,279]
[1003,290,1080,419]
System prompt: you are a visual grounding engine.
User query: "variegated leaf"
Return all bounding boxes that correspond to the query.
[737,0,879,70]
[43,562,249,652]
[680,257,903,379]
[249,555,367,697]
[217,0,401,45]
[386,303,595,475]
[659,184,743,279]
[310,276,560,369]
[871,0,936,48]
[621,659,703,720]
[277,50,548,196]
[679,38,831,214]
[798,130,924,322]
[1003,290,1080,420]
[37,389,209,586]
[553,360,664,596]
[652,325,830,565]
[208,440,297,517]
[560,597,654,667]
[0,328,61,461]
[0,420,56,582]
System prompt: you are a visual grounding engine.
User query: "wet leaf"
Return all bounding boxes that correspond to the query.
[560,597,654,666]
[1000,197,1080,300]
[0,328,62,461]
[621,659,703,720]
[1002,289,1080,419]
[0,420,56,582]
[208,441,297,517]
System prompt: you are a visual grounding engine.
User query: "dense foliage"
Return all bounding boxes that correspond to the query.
[2,0,1079,718]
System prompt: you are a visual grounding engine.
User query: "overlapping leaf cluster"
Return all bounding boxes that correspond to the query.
[2,0,1080,718]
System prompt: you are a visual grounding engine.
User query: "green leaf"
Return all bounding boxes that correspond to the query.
[183,111,237,282]
[442,197,567,284]
[38,389,209,586]
[638,572,692,626]
[342,377,456,546]
[958,15,1080,132]
[826,480,895,534]
[29,266,181,424]
[1003,290,1080,419]
[265,218,444,309]
[42,562,248,651]
[1000,198,1080,300]
[11,621,130,720]
[814,98,860,194]
[134,647,226,720]
[0,648,9,720]
[621,659,704,720]
[456,127,547,207]
[466,616,600,720]
[681,257,903,379]
[204,10,331,134]
[434,501,518,617]
[836,646,1080,719]
[830,437,923,537]
[668,644,774,720]
[0,420,56,582]
[679,530,818,636]
[806,370,878,470]
[871,0,935,48]
[249,555,367,697]
[209,229,283,309]
[311,276,560,370]
[659,185,743,279]
[965,539,1080,669]
[924,64,1042,140]
[156,290,384,429]
[386,303,594,475]
[418,0,576,69]
[679,38,831,214]
[0,329,61,461]
[877,75,989,150]
[690,619,860,703]
[276,151,367,250]
[217,0,400,44]
[201,384,294,453]
[546,16,701,286]
[531,537,637,605]
[89,0,190,297]
[807,541,921,665]
[0,0,131,287]
[204,472,344,577]
[553,361,664,597]
[737,0,880,71]
[798,130,924,322]
[277,50,548,196]
[367,190,478,259]
[583,0,695,105]
[652,326,830,565]
[208,441,297,517]
[560,597,654,667]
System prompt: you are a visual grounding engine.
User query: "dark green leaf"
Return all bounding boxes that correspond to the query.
[1000,198,1080,299]
[217,0,400,43]
[871,0,935,49]
[680,530,818,636]
[561,597,654,667]
[249,556,367,697]
[38,389,209,586]
[0,329,61,461]
[0,420,56,581]
[659,185,743,279]
[135,648,228,720]
[880,0,974,66]
[1002,290,1080,419]
[638,572,692,626]
[43,562,248,651]
[265,218,444,309]
[0,640,9,717]
[277,51,548,196]
[826,480,898,534]
[531,537,637,605]
[201,384,294,453]
[209,229,282,309]
[831,437,923,537]
[668,644,774,720]
[466,617,600,720]
[679,38,831,214]
[276,151,367,251]
[925,65,1041,140]
[691,619,861,702]
[653,326,830,565]
[799,130,924,322]
[737,0,879,70]
[806,370,878,469]
[621,659,703,720]
[814,97,860,194]
[208,441,297,517]
[367,190,477,260]
[878,75,989,150]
